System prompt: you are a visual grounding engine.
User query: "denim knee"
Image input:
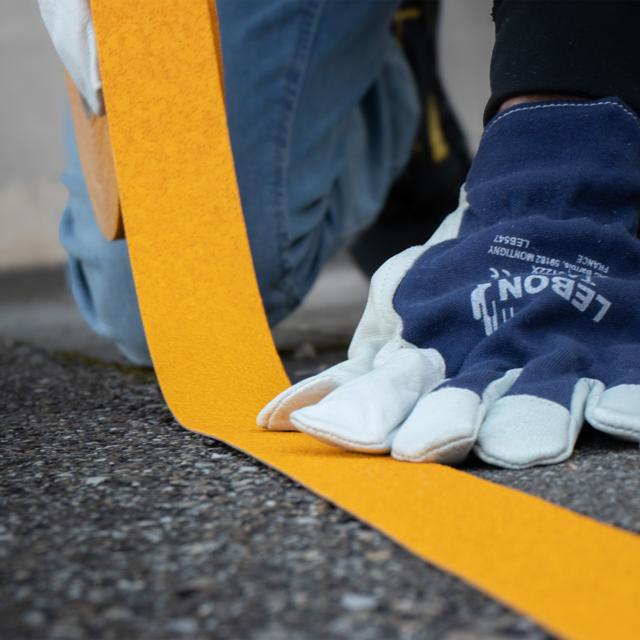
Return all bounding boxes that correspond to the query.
[218,0,419,324]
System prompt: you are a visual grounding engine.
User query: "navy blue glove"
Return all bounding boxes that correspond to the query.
[259,98,640,468]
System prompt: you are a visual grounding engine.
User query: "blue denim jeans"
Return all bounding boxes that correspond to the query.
[60,0,420,365]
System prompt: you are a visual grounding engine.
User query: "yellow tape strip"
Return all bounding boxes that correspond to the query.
[90,0,289,424]
[88,2,640,639]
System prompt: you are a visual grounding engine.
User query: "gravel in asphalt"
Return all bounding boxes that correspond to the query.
[0,338,556,640]
[2,334,639,639]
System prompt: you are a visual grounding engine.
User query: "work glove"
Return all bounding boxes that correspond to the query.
[259,98,640,469]
[38,0,104,115]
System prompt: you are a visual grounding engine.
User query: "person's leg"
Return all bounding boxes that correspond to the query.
[350,0,471,275]
[60,1,420,363]
[216,0,420,323]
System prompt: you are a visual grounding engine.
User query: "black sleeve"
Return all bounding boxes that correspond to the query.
[485,0,640,123]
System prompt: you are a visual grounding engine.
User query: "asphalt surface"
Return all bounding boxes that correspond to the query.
[2,337,550,640]
[2,265,640,640]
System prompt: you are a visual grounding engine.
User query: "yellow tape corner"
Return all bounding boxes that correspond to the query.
[85,3,640,639]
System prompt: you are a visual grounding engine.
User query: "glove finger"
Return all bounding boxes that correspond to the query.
[257,360,365,431]
[475,378,593,469]
[585,383,640,442]
[390,387,482,464]
[290,348,444,453]
[391,368,520,464]
[257,377,341,432]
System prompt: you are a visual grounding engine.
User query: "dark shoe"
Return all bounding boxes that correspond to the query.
[350,0,471,276]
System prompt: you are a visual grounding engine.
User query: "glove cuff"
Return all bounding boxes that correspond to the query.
[464,98,640,235]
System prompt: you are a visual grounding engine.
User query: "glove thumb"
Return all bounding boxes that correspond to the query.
[257,359,369,431]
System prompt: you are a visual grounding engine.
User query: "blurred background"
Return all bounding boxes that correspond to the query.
[0,0,493,356]
[1,2,68,269]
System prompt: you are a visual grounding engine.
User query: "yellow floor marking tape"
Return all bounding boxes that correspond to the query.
[84,2,639,638]
[90,0,289,423]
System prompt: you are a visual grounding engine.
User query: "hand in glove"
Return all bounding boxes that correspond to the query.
[258,98,640,469]
[38,0,104,115]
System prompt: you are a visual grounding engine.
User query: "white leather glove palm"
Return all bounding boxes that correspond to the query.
[38,0,104,115]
